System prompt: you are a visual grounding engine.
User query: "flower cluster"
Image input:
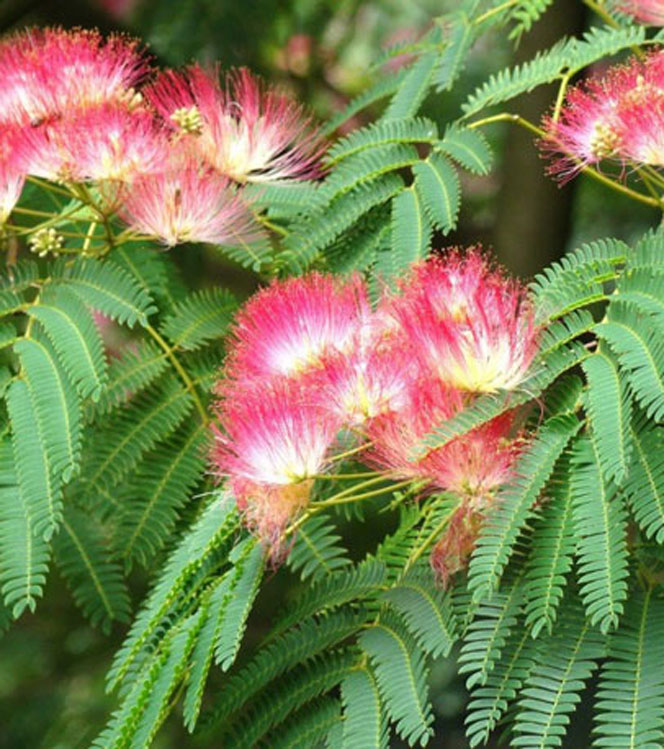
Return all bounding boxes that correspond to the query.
[0,27,322,246]
[540,50,664,181]
[617,0,664,25]
[211,249,539,581]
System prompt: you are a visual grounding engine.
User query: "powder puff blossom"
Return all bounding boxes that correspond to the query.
[226,273,370,383]
[541,51,664,179]
[0,27,148,127]
[617,0,664,24]
[15,102,167,183]
[430,507,483,588]
[315,322,416,425]
[0,132,25,223]
[365,380,520,499]
[389,251,538,393]
[147,65,323,182]
[211,381,341,551]
[117,155,261,247]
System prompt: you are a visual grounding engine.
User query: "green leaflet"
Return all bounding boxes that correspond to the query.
[28,286,107,400]
[160,287,236,350]
[468,413,582,602]
[582,350,632,485]
[341,668,387,749]
[571,436,629,633]
[412,153,460,235]
[359,613,434,746]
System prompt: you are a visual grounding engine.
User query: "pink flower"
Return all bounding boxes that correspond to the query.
[313,320,416,425]
[388,250,538,393]
[540,52,664,178]
[364,380,520,499]
[0,27,148,127]
[430,506,483,588]
[15,102,167,183]
[211,380,341,551]
[147,65,323,182]
[226,273,370,383]
[116,151,261,247]
[618,0,664,24]
[0,130,25,223]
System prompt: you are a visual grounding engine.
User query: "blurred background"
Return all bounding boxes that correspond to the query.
[0,0,658,747]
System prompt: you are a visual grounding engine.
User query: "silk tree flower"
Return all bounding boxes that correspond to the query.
[617,0,664,24]
[388,250,538,393]
[211,380,341,552]
[364,380,520,500]
[15,102,168,183]
[0,27,148,127]
[540,51,664,179]
[0,131,25,223]
[226,273,370,383]
[146,64,323,182]
[430,506,483,588]
[116,153,261,247]
[314,321,417,426]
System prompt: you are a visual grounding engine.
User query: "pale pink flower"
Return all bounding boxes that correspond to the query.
[147,65,323,182]
[430,506,483,588]
[618,0,664,24]
[0,27,148,127]
[541,52,664,178]
[211,380,341,551]
[364,380,519,499]
[15,102,167,183]
[116,153,261,247]
[313,321,416,425]
[226,273,370,383]
[0,130,25,223]
[388,251,538,393]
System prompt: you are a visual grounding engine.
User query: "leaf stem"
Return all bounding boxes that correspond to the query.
[145,324,210,425]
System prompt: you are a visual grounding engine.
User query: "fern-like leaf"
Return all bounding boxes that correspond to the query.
[160,287,236,351]
[412,153,460,235]
[571,435,629,633]
[512,601,606,748]
[594,590,664,749]
[341,667,388,749]
[582,349,632,484]
[28,286,107,400]
[359,612,434,746]
[54,507,131,633]
[389,187,432,275]
[437,124,493,175]
[287,514,351,582]
[468,413,582,602]
[623,414,664,543]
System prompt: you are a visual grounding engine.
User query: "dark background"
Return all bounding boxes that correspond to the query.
[0,1,657,747]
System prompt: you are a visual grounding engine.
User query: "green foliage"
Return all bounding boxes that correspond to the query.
[571,436,629,633]
[54,507,131,633]
[468,413,582,602]
[287,514,351,582]
[594,591,664,748]
[341,668,388,749]
[160,287,236,351]
[359,612,434,746]
[412,153,460,235]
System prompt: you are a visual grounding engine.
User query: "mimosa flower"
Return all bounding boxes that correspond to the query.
[117,153,261,247]
[430,507,483,588]
[0,27,148,126]
[617,0,664,24]
[540,51,664,179]
[315,322,416,425]
[15,102,167,183]
[0,132,25,223]
[389,250,538,393]
[364,380,520,499]
[211,380,341,551]
[226,273,370,382]
[147,64,323,182]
